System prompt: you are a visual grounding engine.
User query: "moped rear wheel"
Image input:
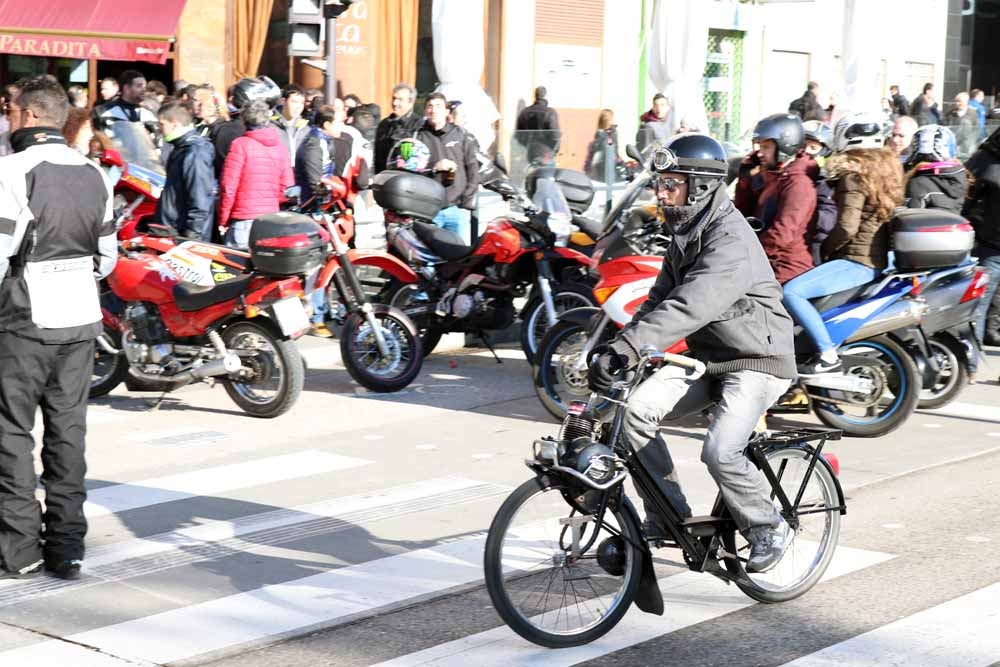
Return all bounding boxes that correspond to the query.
[484,479,643,648]
[722,447,841,603]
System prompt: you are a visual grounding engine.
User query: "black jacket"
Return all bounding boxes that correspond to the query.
[209,118,246,177]
[891,93,910,118]
[516,100,560,152]
[963,142,1000,250]
[905,163,966,213]
[621,184,797,379]
[374,110,424,174]
[788,91,825,122]
[415,122,480,210]
[157,129,217,242]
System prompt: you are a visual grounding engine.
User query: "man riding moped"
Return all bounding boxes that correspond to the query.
[588,133,798,573]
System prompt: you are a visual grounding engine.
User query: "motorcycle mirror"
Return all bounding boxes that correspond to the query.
[100,148,125,168]
[625,143,642,163]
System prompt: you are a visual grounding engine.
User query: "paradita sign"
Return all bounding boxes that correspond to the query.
[0,31,171,63]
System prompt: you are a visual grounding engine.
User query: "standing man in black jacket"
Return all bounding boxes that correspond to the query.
[415,93,480,243]
[373,83,423,174]
[788,82,826,122]
[515,86,560,161]
[963,127,1000,347]
[0,77,117,580]
[156,102,216,241]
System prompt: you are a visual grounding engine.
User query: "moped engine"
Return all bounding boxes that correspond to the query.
[122,303,174,367]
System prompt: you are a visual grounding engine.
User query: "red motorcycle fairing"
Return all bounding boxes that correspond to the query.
[346,249,419,283]
[472,218,529,264]
[107,253,303,338]
[552,246,592,267]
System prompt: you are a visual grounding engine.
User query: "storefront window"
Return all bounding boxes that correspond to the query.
[6,55,48,82]
[58,59,89,84]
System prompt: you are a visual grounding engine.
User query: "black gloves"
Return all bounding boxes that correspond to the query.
[588,338,640,394]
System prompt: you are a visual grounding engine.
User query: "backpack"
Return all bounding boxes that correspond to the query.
[807,178,838,264]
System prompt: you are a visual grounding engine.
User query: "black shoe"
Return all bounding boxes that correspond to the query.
[797,355,842,376]
[0,559,43,580]
[641,516,670,541]
[46,559,83,580]
[746,521,793,573]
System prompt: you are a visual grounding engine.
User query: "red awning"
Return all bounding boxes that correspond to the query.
[0,0,187,64]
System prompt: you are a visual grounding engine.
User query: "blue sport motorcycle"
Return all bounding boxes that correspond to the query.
[793,209,977,437]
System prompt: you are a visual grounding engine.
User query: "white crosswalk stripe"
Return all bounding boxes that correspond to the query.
[779,582,1000,667]
[81,449,372,518]
[373,545,894,667]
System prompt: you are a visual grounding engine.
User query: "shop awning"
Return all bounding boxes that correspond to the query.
[0,0,187,64]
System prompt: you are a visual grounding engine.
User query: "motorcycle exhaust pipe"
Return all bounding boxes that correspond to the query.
[128,354,243,388]
[843,300,928,344]
[96,333,121,355]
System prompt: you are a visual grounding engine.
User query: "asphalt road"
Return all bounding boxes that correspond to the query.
[0,338,997,666]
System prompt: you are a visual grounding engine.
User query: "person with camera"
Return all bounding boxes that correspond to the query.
[588,135,797,573]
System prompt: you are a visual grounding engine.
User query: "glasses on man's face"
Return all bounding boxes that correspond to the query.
[657,176,687,192]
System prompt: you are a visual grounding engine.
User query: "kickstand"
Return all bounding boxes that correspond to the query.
[145,391,169,410]
[478,331,502,364]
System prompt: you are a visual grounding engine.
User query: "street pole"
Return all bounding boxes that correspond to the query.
[324,14,337,102]
[322,1,353,103]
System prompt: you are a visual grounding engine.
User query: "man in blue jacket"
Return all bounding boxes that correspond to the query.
[156,102,216,241]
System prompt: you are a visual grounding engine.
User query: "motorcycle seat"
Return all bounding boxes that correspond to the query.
[173,274,253,312]
[810,283,873,313]
[411,220,473,261]
[572,214,602,239]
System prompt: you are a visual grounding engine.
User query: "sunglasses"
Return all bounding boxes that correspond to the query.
[657,176,687,192]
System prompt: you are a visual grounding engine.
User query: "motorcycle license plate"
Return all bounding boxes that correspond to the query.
[271,297,310,336]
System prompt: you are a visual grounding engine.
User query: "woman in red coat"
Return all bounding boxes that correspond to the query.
[219,100,295,248]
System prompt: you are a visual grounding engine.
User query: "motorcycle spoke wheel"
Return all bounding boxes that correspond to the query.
[535,320,611,421]
[522,285,594,362]
[484,481,641,648]
[340,310,422,392]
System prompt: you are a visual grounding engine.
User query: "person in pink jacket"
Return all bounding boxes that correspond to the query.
[219,100,295,248]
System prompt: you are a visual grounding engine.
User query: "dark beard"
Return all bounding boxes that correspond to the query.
[661,203,702,233]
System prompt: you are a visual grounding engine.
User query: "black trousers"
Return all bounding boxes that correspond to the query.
[0,331,92,571]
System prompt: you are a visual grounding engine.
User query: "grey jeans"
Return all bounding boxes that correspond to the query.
[622,366,791,532]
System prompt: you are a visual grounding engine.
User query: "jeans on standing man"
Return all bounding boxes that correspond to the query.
[974,245,1000,343]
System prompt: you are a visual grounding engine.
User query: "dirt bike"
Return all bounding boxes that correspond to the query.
[372,159,595,362]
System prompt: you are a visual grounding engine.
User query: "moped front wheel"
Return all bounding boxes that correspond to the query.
[484,479,643,648]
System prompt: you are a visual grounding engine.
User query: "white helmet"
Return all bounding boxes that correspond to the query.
[832,112,886,152]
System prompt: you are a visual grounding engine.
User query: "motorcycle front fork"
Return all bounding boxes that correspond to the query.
[537,261,559,327]
[331,251,390,357]
[571,312,612,372]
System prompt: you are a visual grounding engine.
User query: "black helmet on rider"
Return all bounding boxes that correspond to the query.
[231,76,281,110]
[650,133,727,206]
[802,120,833,158]
[753,113,805,162]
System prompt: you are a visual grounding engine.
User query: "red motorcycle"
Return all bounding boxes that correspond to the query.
[372,160,595,361]
[98,121,164,240]
[92,228,311,418]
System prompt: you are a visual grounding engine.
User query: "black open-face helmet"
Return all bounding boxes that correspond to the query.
[651,133,727,205]
[753,113,805,162]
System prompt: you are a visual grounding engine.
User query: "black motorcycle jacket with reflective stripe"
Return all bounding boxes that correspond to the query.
[0,127,116,343]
